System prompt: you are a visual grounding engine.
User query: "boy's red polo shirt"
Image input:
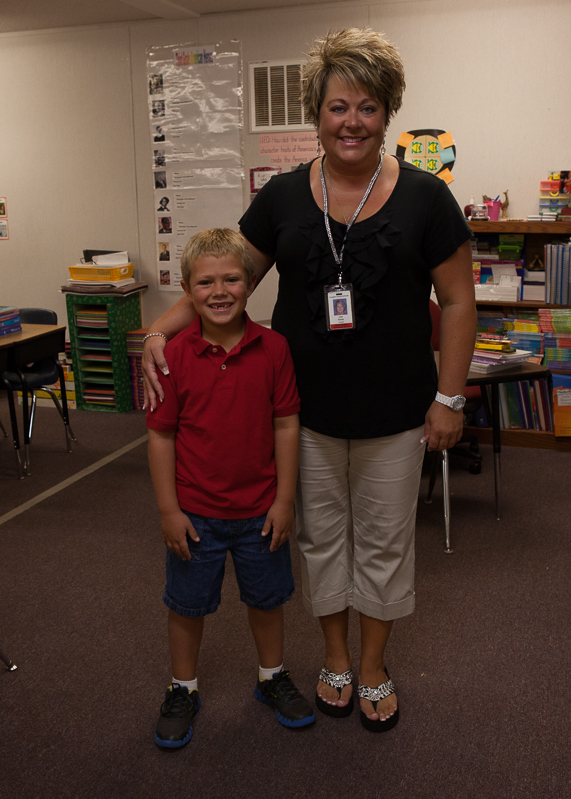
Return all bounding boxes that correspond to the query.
[146,314,300,519]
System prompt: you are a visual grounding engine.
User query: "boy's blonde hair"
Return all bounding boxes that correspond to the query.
[302,27,406,126]
[180,228,255,286]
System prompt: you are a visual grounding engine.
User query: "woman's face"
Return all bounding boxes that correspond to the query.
[317,76,386,171]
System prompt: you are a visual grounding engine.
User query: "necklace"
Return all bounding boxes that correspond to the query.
[325,171,356,225]
[319,153,383,278]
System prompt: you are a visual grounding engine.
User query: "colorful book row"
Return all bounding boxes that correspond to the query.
[476,380,554,432]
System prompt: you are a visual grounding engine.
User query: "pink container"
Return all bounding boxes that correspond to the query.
[485,200,501,221]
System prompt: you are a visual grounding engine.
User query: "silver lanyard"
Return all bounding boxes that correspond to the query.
[319,154,383,284]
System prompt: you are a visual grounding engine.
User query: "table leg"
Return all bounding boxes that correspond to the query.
[16,369,31,476]
[56,359,76,448]
[0,374,23,479]
[491,382,502,520]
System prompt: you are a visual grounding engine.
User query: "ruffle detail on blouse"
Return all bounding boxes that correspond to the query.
[300,207,401,341]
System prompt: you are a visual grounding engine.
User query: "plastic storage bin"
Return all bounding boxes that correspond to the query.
[68,264,134,281]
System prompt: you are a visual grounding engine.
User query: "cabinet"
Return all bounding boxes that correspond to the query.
[468,221,571,451]
[65,292,142,413]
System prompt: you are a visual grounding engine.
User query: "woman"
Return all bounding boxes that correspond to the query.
[143,28,476,732]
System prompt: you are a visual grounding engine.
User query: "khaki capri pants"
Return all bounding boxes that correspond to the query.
[295,425,425,621]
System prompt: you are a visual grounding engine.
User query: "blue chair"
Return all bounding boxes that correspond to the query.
[2,308,76,476]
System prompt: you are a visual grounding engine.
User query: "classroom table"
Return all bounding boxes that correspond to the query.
[0,323,68,477]
[465,360,551,520]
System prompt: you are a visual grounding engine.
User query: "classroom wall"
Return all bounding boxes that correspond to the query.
[1,0,570,328]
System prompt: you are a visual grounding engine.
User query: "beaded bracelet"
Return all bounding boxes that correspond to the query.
[143,332,168,344]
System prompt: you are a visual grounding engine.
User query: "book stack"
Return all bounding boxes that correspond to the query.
[0,306,21,336]
[522,266,546,301]
[474,282,520,302]
[126,328,149,411]
[538,308,571,372]
[477,310,508,335]
[503,315,543,356]
[545,242,571,304]
[470,334,533,374]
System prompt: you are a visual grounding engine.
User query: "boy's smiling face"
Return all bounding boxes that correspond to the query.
[181,254,253,335]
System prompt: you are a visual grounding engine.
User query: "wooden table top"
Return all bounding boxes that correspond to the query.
[0,323,66,349]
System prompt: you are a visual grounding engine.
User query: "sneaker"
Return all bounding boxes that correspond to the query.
[154,683,201,748]
[254,669,315,728]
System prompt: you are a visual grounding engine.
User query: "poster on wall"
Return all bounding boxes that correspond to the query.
[0,197,8,239]
[147,42,243,291]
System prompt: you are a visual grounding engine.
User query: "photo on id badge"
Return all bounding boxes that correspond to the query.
[325,286,354,330]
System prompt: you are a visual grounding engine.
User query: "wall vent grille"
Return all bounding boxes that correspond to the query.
[249,61,312,132]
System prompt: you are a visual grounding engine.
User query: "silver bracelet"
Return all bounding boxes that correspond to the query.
[143,332,168,344]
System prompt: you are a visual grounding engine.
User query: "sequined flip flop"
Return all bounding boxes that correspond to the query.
[358,671,399,732]
[315,666,354,718]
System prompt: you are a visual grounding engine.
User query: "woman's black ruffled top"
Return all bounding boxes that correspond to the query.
[299,204,401,341]
[239,158,472,439]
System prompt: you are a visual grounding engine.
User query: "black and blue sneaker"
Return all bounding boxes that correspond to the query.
[254,670,315,728]
[154,683,201,748]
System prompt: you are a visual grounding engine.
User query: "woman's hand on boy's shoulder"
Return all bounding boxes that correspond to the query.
[262,500,295,551]
[161,510,200,560]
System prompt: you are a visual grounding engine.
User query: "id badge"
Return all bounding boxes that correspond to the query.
[324,283,355,331]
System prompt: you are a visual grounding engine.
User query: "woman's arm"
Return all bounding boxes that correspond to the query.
[143,296,196,410]
[424,239,477,451]
[142,235,275,409]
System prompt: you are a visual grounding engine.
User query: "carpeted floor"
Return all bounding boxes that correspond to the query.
[1,398,569,799]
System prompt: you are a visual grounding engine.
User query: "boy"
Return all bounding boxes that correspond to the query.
[146,228,314,748]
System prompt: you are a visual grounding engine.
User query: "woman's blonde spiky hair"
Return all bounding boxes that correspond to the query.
[302,28,406,127]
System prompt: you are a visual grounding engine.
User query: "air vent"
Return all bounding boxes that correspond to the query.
[249,61,312,132]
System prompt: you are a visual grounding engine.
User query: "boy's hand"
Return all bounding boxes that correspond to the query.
[262,500,295,551]
[161,510,200,561]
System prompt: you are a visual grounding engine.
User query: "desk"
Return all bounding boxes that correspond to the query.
[465,361,551,520]
[0,324,68,477]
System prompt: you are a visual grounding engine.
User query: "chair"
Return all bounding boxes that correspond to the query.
[2,308,76,476]
[425,299,483,552]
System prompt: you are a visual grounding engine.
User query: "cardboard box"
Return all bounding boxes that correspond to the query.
[552,374,571,436]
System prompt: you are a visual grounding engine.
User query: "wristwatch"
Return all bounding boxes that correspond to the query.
[435,391,466,412]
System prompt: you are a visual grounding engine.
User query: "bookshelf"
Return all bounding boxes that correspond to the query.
[469,221,571,450]
[65,293,142,413]
[470,219,571,271]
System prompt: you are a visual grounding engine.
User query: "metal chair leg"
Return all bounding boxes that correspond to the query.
[0,648,17,671]
[425,449,453,553]
[40,387,76,451]
[0,417,7,437]
[442,450,452,554]
[425,449,439,504]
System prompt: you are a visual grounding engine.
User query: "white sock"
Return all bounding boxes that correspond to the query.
[172,676,198,692]
[259,664,283,681]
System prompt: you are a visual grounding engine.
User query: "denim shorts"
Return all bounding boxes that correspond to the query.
[163,511,295,617]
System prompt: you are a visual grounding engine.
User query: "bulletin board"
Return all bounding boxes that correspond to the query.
[147,42,243,291]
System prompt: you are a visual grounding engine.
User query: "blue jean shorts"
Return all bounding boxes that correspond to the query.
[163,511,295,617]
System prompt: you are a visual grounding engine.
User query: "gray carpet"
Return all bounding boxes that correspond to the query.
[1,398,569,798]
